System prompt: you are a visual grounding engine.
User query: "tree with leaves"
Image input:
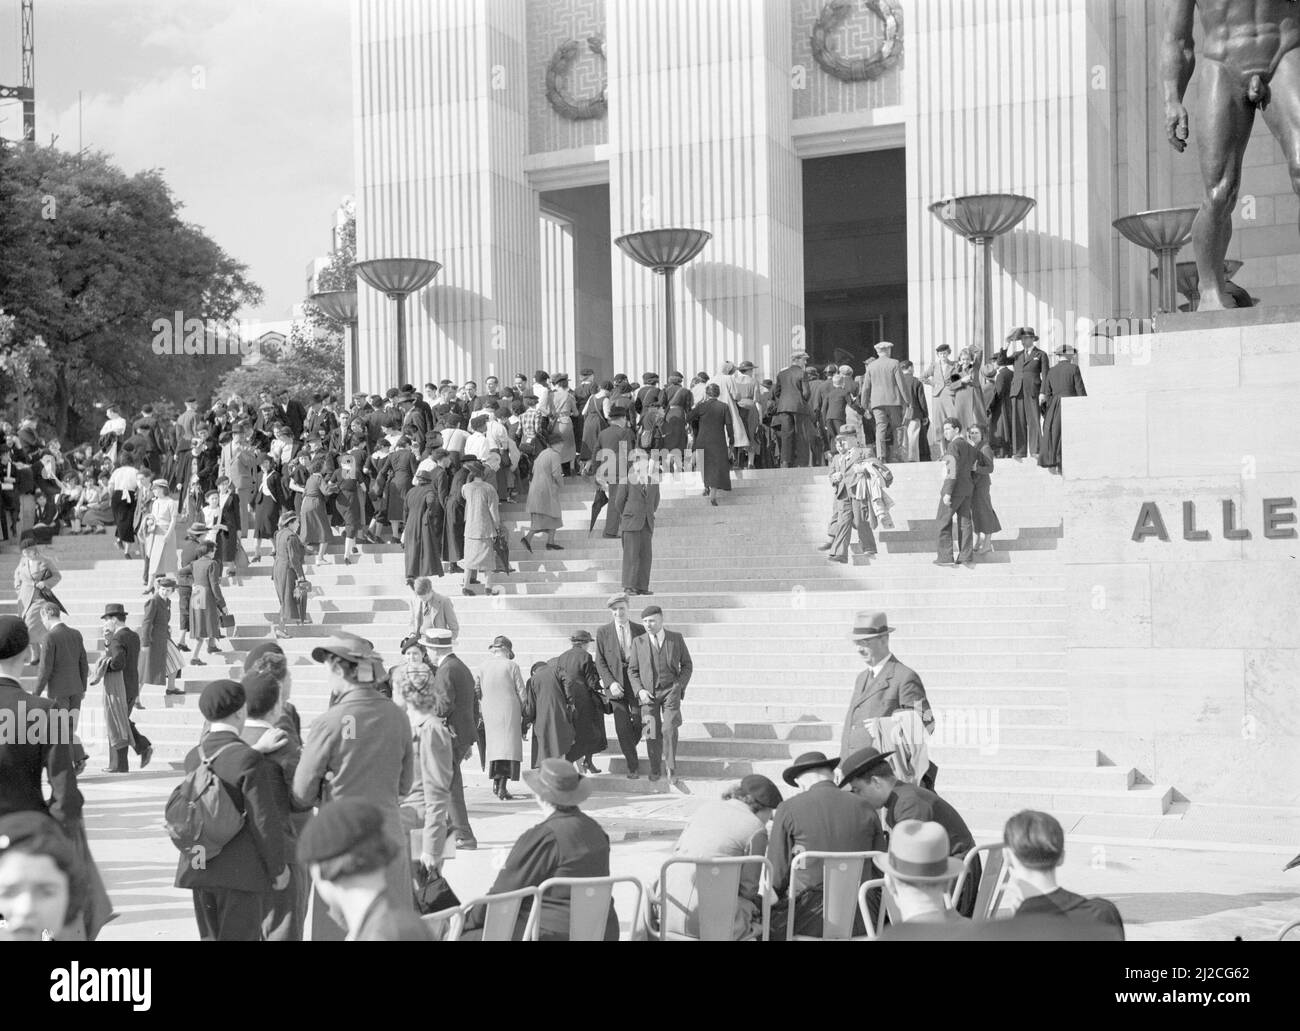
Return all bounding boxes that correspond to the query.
[0,144,262,441]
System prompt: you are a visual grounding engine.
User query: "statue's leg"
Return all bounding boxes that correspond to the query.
[1192,58,1256,310]
[1261,49,1300,257]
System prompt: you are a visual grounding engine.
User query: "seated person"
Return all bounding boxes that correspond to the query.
[650,774,782,939]
[461,759,617,941]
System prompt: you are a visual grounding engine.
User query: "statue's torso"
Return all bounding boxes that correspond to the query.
[1196,0,1300,72]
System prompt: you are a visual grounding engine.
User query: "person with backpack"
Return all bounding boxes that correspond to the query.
[169,678,291,941]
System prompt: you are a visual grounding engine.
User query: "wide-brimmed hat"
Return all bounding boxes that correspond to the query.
[100,603,127,621]
[737,360,755,372]
[850,610,895,641]
[187,521,209,535]
[781,751,839,787]
[837,746,896,786]
[154,577,177,589]
[523,758,593,806]
[311,632,377,665]
[879,820,965,885]
[278,512,299,528]
[1006,326,1038,343]
[1055,343,1078,356]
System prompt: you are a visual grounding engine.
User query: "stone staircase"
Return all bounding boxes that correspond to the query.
[7,460,1175,828]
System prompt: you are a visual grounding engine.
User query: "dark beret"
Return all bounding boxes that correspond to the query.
[0,810,77,868]
[198,678,245,721]
[0,615,30,660]
[297,798,386,865]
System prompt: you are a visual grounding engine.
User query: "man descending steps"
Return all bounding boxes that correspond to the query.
[626,605,692,790]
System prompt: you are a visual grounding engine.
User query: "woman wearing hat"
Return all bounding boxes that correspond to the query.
[332,452,364,563]
[141,478,179,592]
[272,513,307,639]
[139,577,182,695]
[550,373,579,475]
[580,380,612,473]
[689,383,737,506]
[520,430,565,553]
[966,425,1001,555]
[460,758,618,941]
[459,461,502,596]
[555,629,607,775]
[651,774,783,939]
[13,534,61,666]
[380,435,418,543]
[185,539,227,662]
[1037,343,1087,474]
[250,453,284,563]
[299,459,337,565]
[475,635,527,800]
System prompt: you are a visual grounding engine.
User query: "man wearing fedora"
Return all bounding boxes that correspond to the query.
[771,350,810,468]
[423,627,479,850]
[96,603,152,773]
[859,340,912,463]
[555,629,608,775]
[840,611,936,790]
[875,820,969,937]
[1037,343,1087,474]
[1008,327,1049,459]
[766,750,886,940]
[823,429,880,564]
[626,605,693,787]
[619,453,659,596]
[840,745,977,917]
[595,593,647,779]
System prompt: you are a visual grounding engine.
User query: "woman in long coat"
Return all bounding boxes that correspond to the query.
[141,478,179,587]
[521,433,565,552]
[527,659,575,768]
[689,383,736,506]
[966,425,1002,554]
[475,636,527,799]
[579,383,610,470]
[285,455,309,516]
[947,349,989,441]
[402,470,444,583]
[661,380,692,472]
[185,540,226,660]
[251,455,283,563]
[272,512,307,638]
[138,579,178,689]
[14,536,61,664]
[554,631,608,774]
[382,437,418,540]
[1038,347,1087,473]
[299,461,336,563]
[442,457,471,570]
[550,374,579,473]
[460,463,501,596]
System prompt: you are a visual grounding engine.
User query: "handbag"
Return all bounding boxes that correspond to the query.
[218,612,236,629]
[295,577,312,598]
[413,864,460,916]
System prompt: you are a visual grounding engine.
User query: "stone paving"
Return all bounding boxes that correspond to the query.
[79,769,1300,942]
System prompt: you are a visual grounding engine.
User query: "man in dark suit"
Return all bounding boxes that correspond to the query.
[1008,327,1049,458]
[766,751,886,939]
[423,628,478,849]
[771,351,810,467]
[0,616,83,826]
[899,359,930,461]
[34,604,89,770]
[626,605,693,787]
[175,678,291,941]
[619,456,660,596]
[840,745,976,915]
[936,416,978,567]
[839,610,936,790]
[598,405,635,539]
[100,604,152,772]
[276,389,307,439]
[594,593,646,779]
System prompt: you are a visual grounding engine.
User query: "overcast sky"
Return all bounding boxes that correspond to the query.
[1,0,352,322]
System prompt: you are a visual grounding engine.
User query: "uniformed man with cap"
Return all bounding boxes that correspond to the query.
[765,750,885,939]
[175,678,291,941]
[297,798,433,941]
[839,744,976,916]
[594,592,647,779]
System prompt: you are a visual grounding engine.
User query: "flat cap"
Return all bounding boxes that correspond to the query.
[640,604,663,618]
[297,798,385,865]
[198,678,245,722]
[605,592,629,609]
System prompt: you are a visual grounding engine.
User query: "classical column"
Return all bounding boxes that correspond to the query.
[353,0,540,390]
[607,0,804,379]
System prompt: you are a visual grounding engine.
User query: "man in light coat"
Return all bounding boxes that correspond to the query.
[858,341,911,462]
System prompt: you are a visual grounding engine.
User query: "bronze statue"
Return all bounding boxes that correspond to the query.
[1162,0,1300,309]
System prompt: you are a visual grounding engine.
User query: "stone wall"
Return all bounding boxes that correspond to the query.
[1063,316,1300,805]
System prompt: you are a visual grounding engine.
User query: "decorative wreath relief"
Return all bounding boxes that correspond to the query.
[810,0,902,83]
[545,34,607,120]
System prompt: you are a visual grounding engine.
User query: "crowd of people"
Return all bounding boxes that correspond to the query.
[0,330,1115,943]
